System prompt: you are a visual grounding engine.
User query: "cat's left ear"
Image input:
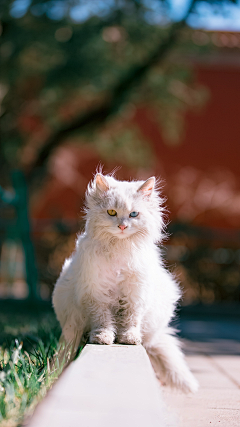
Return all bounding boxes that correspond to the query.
[137,177,155,197]
[95,173,110,192]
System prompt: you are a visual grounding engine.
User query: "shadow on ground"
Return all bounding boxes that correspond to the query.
[0,300,240,355]
[174,304,240,356]
[0,300,60,349]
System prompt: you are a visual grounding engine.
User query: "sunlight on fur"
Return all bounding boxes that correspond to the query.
[52,171,198,393]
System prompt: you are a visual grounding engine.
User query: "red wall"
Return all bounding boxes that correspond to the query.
[32,63,240,230]
[134,64,240,229]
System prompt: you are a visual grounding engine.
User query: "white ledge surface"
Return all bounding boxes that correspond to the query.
[27,344,167,427]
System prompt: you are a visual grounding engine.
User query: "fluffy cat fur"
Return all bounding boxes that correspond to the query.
[52,172,198,393]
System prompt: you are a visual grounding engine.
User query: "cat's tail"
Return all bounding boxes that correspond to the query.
[144,328,199,394]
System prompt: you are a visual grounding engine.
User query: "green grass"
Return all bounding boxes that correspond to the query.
[0,301,64,427]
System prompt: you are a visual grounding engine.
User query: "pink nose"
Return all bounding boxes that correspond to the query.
[118,224,127,231]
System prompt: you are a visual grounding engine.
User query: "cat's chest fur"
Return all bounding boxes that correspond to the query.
[97,251,133,282]
[92,245,138,297]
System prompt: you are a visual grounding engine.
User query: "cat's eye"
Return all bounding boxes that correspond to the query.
[129,211,139,218]
[107,209,117,216]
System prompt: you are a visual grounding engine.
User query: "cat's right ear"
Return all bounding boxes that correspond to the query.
[95,173,110,192]
[137,177,155,197]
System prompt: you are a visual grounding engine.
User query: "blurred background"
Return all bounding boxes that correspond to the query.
[1,0,240,306]
[1,3,240,424]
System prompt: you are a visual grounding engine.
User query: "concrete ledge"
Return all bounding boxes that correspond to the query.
[27,344,167,427]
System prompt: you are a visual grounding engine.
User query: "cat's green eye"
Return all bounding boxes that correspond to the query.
[129,211,139,218]
[107,209,117,216]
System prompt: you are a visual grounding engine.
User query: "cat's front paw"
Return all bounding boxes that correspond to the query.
[89,329,115,345]
[118,329,142,345]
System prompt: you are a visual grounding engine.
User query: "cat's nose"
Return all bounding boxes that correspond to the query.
[118,224,127,231]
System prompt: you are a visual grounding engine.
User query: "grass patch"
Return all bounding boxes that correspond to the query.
[0,301,65,427]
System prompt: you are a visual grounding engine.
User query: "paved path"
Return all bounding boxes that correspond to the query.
[27,344,169,427]
[163,314,240,427]
[27,308,240,427]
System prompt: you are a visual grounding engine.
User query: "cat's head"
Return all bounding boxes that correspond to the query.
[85,173,164,243]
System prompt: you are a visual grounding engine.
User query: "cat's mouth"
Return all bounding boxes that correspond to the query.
[108,227,134,239]
[116,229,133,239]
[118,230,127,237]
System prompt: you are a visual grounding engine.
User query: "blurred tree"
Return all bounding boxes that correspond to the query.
[0,0,238,183]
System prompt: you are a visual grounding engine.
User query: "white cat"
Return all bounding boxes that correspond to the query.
[52,172,198,393]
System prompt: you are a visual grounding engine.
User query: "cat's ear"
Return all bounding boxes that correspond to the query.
[137,177,155,197]
[95,173,110,192]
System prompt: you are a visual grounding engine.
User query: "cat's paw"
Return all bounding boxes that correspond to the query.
[118,329,142,345]
[89,329,115,345]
